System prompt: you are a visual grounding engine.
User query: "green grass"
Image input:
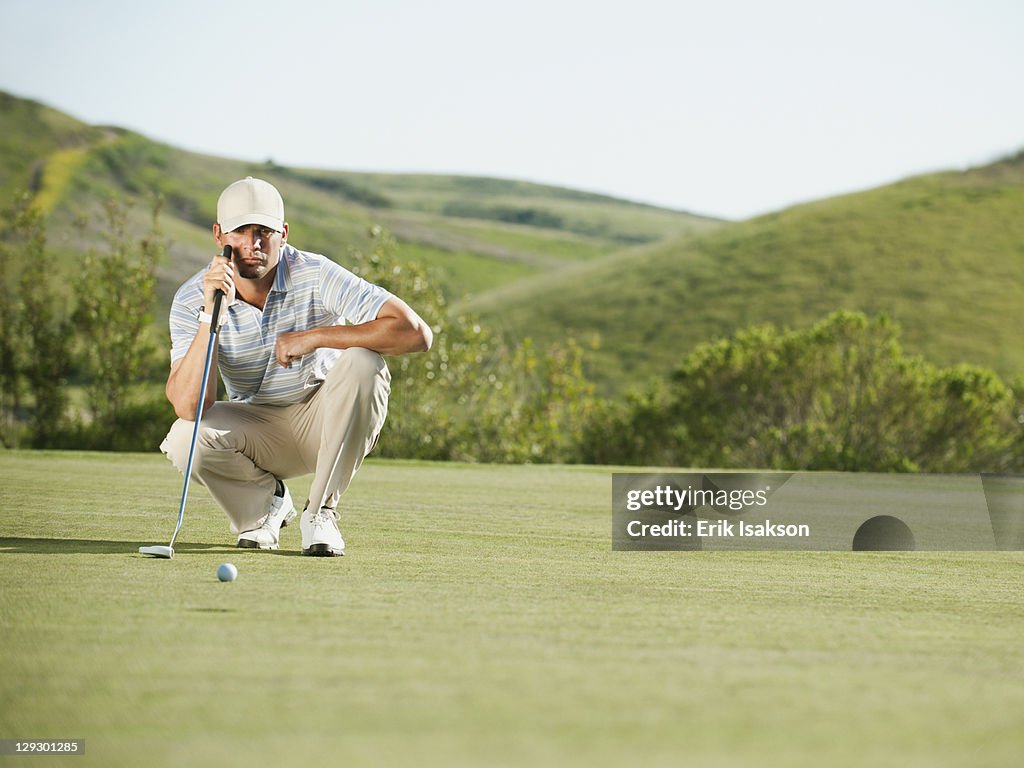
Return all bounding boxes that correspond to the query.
[32,146,91,214]
[394,240,539,300]
[306,171,720,243]
[370,209,625,301]
[0,92,102,193]
[1,451,1022,767]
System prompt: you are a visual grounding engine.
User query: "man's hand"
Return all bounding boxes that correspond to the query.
[275,330,316,368]
[204,248,236,310]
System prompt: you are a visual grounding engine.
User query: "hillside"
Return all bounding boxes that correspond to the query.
[0,91,718,316]
[465,152,1024,388]
[4,91,1021,397]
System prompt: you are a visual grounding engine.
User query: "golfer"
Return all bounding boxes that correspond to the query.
[160,177,432,556]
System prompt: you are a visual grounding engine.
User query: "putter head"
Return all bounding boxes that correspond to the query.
[139,545,174,559]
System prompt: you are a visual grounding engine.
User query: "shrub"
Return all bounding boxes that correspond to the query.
[607,311,1022,472]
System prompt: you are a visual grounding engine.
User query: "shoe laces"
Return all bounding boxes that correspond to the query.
[310,507,338,527]
[259,506,280,530]
[267,500,283,524]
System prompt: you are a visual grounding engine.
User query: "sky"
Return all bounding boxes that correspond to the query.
[1,0,1022,220]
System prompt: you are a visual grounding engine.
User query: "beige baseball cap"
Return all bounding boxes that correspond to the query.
[216,176,285,233]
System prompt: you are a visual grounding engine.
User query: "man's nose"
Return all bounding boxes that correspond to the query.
[240,229,261,249]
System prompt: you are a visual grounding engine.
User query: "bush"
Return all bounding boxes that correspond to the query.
[602,311,1022,472]
[62,394,177,452]
[347,228,599,463]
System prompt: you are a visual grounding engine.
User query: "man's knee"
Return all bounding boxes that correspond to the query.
[327,348,391,394]
[160,418,194,471]
[160,417,229,472]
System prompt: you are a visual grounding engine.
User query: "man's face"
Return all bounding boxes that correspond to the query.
[218,223,287,280]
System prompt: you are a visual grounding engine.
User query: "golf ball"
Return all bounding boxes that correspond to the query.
[217,563,238,582]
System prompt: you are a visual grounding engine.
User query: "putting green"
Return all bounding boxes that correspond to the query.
[1,451,1021,767]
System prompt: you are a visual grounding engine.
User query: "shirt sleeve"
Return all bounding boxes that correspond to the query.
[168,276,204,364]
[319,258,392,324]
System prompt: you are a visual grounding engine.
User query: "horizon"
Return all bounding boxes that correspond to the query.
[1,0,1022,220]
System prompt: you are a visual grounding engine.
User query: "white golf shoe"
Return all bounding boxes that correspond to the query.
[237,483,296,550]
[301,506,346,557]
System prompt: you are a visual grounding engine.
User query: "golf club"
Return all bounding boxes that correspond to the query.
[140,245,232,558]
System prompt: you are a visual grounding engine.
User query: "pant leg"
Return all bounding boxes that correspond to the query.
[160,401,311,533]
[296,348,391,513]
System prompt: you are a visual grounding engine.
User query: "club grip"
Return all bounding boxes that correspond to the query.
[210,245,232,334]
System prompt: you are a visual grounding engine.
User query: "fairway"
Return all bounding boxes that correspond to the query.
[1,451,1022,767]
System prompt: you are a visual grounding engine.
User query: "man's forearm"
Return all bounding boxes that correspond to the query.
[275,296,432,366]
[166,326,219,419]
[297,318,428,356]
[275,318,431,367]
[326,315,433,355]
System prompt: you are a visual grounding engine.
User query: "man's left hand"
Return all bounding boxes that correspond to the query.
[275,330,316,368]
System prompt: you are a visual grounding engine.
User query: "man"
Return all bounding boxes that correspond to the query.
[161,177,431,556]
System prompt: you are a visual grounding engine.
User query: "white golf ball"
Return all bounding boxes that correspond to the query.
[217,563,238,582]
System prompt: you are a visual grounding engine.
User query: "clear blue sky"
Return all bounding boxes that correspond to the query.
[1,0,1021,219]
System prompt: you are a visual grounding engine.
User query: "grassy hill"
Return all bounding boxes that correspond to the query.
[0,91,717,317]
[465,152,1024,388]
[4,90,1022,397]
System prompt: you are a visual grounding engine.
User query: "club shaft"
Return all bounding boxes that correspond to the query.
[169,327,218,547]
[167,247,230,548]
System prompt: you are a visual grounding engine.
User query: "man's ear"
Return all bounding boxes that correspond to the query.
[213,222,224,247]
[281,222,289,243]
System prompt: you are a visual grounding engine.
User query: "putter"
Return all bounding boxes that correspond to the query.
[140,245,232,558]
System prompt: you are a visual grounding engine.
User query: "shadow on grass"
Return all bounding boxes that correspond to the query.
[0,537,328,558]
[0,537,234,555]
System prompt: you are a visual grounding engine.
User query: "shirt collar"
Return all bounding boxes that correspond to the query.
[272,244,294,294]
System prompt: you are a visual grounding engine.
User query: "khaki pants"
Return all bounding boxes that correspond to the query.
[160,348,390,534]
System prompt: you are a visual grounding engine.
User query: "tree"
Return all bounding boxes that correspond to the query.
[73,198,164,441]
[0,193,74,447]
[0,196,25,445]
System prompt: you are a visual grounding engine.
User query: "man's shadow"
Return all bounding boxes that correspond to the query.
[0,537,229,555]
[0,537,313,557]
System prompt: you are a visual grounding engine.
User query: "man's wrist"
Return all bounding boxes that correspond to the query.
[198,310,226,328]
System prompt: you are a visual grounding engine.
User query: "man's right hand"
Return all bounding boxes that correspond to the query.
[203,247,236,312]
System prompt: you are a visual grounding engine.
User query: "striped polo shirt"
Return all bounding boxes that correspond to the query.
[169,244,392,406]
